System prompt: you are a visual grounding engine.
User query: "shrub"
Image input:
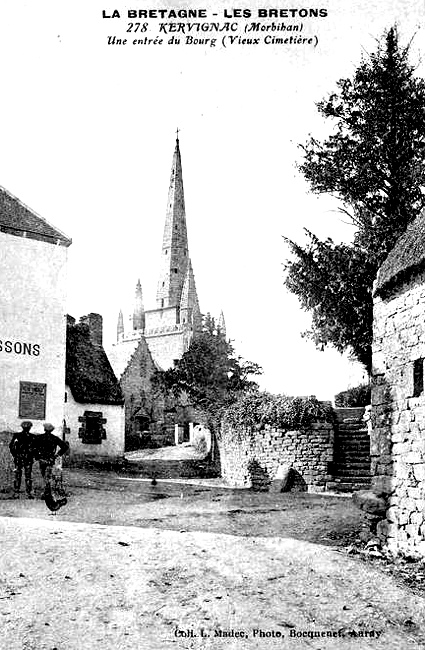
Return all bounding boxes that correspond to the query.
[334,383,371,407]
[223,390,333,432]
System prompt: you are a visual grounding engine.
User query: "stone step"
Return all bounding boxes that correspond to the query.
[327,478,371,493]
[333,469,371,478]
[334,407,366,422]
[337,430,369,437]
[335,448,370,456]
[332,476,371,484]
[333,460,370,472]
[336,439,370,447]
[334,456,371,465]
[327,481,369,493]
[337,424,368,432]
[334,449,370,456]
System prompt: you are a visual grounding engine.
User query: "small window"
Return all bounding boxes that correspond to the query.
[173,268,178,274]
[80,411,105,444]
[413,359,424,397]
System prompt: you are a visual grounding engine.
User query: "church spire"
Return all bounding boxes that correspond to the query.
[180,259,201,330]
[218,310,226,338]
[133,279,145,331]
[117,309,124,342]
[156,135,189,309]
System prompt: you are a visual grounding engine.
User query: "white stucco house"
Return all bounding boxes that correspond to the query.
[65,313,125,462]
[0,185,71,435]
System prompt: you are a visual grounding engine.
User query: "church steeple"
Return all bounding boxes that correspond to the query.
[218,310,226,338]
[117,309,124,342]
[180,258,201,330]
[133,279,145,331]
[156,135,189,309]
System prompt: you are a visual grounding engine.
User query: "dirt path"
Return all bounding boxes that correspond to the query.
[0,471,424,649]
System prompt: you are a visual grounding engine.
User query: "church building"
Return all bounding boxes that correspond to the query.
[107,136,206,446]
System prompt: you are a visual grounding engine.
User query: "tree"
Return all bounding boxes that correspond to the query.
[284,27,425,372]
[153,314,262,426]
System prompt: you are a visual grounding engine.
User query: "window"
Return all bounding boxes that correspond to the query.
[413,359,424,397]
[78,411,106,444]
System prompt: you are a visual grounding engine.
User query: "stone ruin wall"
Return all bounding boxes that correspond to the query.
[219,421,334,491]
[372,270,425,555]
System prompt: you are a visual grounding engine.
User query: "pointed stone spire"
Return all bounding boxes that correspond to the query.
[180,259,201,330]
[218,310,226,338]
[117,309,124,342]
[156,135,189,310]
[133,279,145,332]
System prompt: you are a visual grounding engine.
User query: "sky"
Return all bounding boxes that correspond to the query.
[0,0,424,400]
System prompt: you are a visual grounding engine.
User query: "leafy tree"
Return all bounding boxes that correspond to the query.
[153,314,262,427]
[284,27,425,372]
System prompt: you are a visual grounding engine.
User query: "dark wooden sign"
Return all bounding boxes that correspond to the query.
[19,381,47,420]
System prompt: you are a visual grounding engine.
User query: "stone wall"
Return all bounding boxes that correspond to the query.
[219,422,334,491]
[372,271,425,555]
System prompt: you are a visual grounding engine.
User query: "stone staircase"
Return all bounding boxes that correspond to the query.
[327,407,371,493]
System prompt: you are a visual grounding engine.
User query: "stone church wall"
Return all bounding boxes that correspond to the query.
[372,270,425,555]
[145,329,189,370]
[145,306,178,331]
[219,422,334,491]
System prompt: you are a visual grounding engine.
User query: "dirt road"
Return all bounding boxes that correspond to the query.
[0,470,424,649]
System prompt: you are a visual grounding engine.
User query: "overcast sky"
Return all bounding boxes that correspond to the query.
[0,0,424,400]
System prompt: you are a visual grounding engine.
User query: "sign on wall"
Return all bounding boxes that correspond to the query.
[19,382,47,420]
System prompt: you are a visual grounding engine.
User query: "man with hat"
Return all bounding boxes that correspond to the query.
[9,421,36,499]
[34,423,70,498]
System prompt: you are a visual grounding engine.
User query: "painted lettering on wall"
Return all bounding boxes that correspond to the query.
[0,339,40,356]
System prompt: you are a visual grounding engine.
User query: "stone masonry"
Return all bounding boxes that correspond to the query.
[219,422,334,491]
[372,269,425,555]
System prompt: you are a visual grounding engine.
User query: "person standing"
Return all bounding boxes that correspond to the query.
[9,421,36,499]
[35,423,69,498]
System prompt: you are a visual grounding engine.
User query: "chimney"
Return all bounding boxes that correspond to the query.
[79,313,103,347]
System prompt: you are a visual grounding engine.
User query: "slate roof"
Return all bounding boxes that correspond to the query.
[66,321,124,405]
[0,185,71,247]
[375,210,425,296]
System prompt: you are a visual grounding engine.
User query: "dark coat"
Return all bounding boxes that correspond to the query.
[33,433,69,465]
[9,431,36,462]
